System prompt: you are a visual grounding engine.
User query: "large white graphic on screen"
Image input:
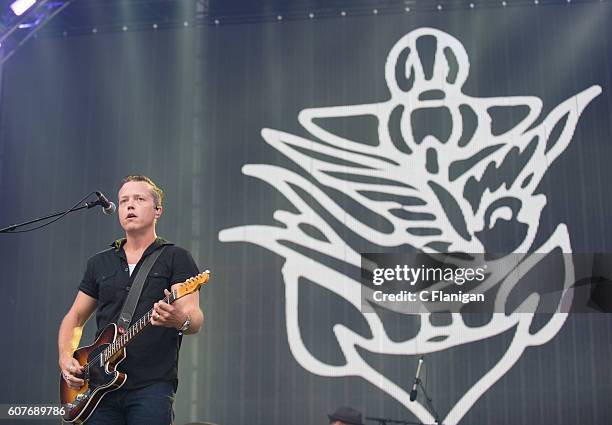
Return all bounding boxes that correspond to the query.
[219,28,601,424]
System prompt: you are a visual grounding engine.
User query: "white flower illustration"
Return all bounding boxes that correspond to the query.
[219,28,601,424]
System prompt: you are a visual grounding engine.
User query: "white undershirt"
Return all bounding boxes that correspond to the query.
[128,263,136,276]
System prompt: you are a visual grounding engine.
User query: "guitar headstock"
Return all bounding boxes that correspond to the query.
[173,270,210,300]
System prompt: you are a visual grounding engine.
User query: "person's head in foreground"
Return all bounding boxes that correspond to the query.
[328,406,364,425]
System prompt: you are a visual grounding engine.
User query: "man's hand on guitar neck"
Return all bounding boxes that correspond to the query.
[151,289,189,330]
[60,355,85,390]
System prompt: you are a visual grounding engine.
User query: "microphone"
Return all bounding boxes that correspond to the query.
[409,356,424,401]
[90,191,116,215]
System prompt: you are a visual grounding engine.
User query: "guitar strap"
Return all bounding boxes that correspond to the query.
[117,246,166,333]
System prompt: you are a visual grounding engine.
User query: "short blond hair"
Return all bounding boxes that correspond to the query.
[120,175,164,208]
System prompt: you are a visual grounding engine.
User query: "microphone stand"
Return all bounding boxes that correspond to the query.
[365,416,431,425]
[0,198,103,233]
[414,376,442,425]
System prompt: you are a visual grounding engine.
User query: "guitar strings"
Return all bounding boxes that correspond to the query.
[82,294,173,371]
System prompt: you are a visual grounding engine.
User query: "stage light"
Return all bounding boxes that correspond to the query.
[10,0,36,16]
[308,12,314,18]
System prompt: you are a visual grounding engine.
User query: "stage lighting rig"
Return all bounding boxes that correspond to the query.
[0,0,74,64]
[10,0,36,16]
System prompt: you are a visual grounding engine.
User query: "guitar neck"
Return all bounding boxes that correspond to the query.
[102,293,177,363]
[97,270,209,365]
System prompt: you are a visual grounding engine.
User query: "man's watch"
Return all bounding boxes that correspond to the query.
[178,315,191,333]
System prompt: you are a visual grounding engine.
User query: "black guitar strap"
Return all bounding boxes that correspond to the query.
[117,246,166,333]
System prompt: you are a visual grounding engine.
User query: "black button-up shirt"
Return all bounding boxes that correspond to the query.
[78,237,199,390]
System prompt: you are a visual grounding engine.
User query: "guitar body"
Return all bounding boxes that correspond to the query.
[60,323,127,424]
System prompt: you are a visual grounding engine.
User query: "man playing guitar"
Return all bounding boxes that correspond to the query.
[58,175,204,425]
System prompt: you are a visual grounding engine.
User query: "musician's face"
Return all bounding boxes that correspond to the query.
[117,181,162,233]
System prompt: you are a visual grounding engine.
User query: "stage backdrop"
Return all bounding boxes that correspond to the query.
[1,2,612,424]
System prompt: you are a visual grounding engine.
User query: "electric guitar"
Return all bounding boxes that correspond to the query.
[59,270,210,424]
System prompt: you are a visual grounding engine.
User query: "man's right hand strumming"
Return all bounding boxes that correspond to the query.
[60,354,85,390]
[58,291,97,390]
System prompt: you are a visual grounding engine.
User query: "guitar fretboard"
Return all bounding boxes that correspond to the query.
[102,293,176,363]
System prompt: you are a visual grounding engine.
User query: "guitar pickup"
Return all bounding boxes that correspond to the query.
[74,369,89,381]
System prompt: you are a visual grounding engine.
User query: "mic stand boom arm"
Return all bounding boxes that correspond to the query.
[0,194,102,234]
